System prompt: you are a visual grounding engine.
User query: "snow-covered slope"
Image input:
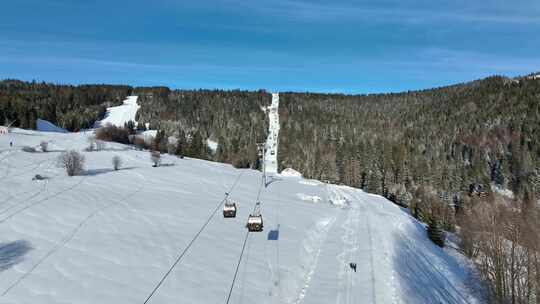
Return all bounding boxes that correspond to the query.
[264,93,280,174]
[95,96,139,128]
[0,129,483,304]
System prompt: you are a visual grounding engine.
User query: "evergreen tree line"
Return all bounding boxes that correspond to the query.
[3,75,540,301]
[0,80,131,130]
[279,76,540,222]
[132,87,270,167]
[278,75,540,303]
[0,81,270,168]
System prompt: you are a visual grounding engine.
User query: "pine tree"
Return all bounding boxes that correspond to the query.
[427,216,445,247]
[367,170,381,194]
[187,131,205,159]
[152,130,167,152]
[124,120,136,135]
[216,137,229,163]
[175,129,186,157]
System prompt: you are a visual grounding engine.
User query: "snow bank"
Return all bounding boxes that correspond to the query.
[36,119,67,133]
[299,180,320,186]
[296,193,322,203]
[280,168,302,178]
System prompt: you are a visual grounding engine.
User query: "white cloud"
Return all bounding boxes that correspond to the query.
[220,0,540,25]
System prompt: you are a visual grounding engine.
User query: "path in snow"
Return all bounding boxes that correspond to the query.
[95,96,139,128]
[264,93,279,174]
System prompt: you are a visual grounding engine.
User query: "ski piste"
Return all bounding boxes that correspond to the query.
[0,128,481,303]
[264,93,280,175]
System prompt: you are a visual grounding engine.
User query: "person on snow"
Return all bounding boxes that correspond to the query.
[349,262,357,272]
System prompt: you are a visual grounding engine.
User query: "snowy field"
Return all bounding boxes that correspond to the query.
[0,129,484,303]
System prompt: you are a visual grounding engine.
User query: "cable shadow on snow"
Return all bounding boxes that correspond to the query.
[265,175,282,188]
[0,240,32,272]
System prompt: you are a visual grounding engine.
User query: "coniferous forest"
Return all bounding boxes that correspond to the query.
[0,80,131,130]
[133,87,270,167]
[279,76,540,218]
[1,74,540,302]
[278,75,540,303]
[0,82,270,168]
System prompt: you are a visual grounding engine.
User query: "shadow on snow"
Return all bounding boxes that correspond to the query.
[83,166,137,176]
[392,217,473,304]
[0,240,32,272]
[267,224,280,240]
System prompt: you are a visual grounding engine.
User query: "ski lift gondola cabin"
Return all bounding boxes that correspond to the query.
[247,214,263,232]
[246,207,263,232]
[223,201,237,218]
[246,201,263,232]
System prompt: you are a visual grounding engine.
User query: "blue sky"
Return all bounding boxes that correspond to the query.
[1,0,539,93]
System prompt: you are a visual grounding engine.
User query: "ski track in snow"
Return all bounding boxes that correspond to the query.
[142,170,246,304]
[366,191,474,304]
[0,129,485,304]
[395,223,471,304]
[294,216,337,304]
[0,175,87,224]
[0,152,85,223]
[359,195,399,304]
[0,151,13,179]
[335,187,374,304]
[1,173,146,296]
[0,155,61,214]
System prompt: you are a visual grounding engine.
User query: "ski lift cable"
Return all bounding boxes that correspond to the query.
[256,176,264,202]
[142,171,245,304]
[227,174,266,303]
[252,169,266,215]
[225,230,251,304]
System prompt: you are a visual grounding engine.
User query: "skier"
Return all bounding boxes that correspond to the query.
[349,262,357,272]
[10,141,13,148]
